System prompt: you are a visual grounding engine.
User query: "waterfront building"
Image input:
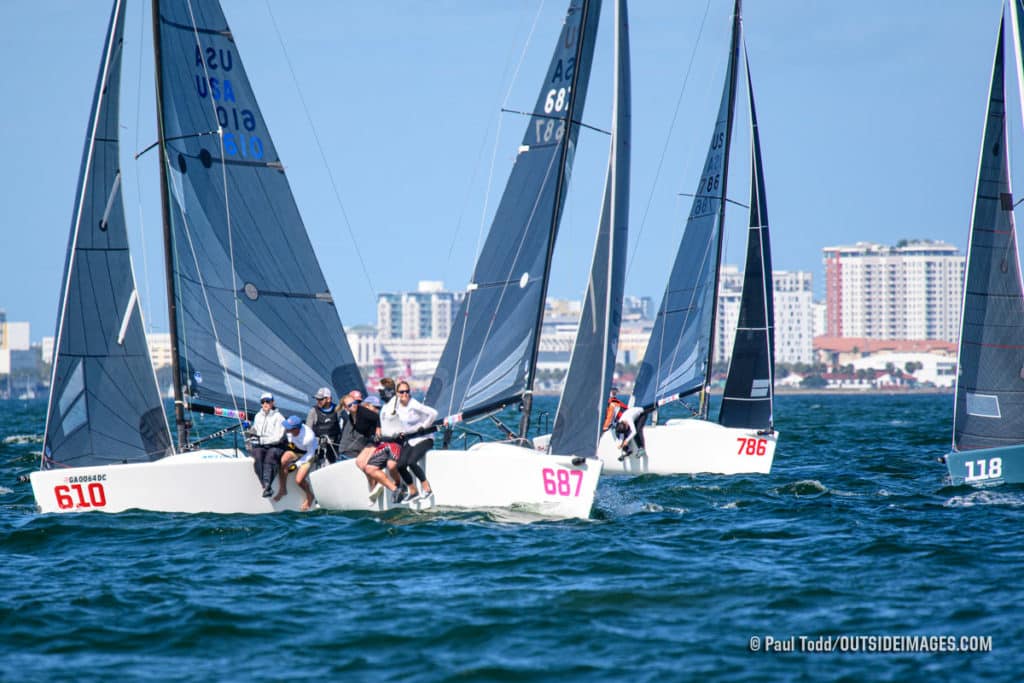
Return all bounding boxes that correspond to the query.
[714,266,815,365]
[377,281,463,341]
[822,240,964,341]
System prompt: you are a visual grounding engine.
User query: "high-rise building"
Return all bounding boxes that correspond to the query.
[714,266,815,365]
[822,240,964,341]
[377,281,463,340]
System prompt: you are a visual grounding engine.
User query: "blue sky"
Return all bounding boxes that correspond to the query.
[0,1,1005,340]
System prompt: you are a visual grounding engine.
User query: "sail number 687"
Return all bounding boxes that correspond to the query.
[542,468,583,497]
[544,87,571,113]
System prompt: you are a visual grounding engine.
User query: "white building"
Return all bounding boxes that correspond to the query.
[377,281,463,341]
[822,240,964,341]
[146,333,173,369]
[0,312,31,376]
[714,266,815,365]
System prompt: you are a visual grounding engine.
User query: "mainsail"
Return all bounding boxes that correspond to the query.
[154,0,364,422]
[953,15,1024,451]
[719,58,774,430]
[43,0,173,468]
[426,0,601,422]
[550,0,630,457]
[632,0,741,411]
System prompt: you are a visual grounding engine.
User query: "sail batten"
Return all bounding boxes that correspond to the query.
[155,0,364,420]
[426,0,602,422]
[43,0,173,469]
[550,0,630,457]
[953,13,1024,451]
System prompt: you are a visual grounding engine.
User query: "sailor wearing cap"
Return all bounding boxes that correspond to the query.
[249,392,285,497]
[277,414,318,511]
[305,386,342,463]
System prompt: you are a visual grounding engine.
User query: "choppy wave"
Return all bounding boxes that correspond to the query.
[1,393,1019,681]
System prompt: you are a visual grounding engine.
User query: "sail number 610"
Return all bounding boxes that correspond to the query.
[736,438,768,456]
[542,468,583,497]
[54,483,107,509]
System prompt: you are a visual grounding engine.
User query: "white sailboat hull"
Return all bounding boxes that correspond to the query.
[595,419,777,476]
[30,449,308,514]
[310,442,601,519]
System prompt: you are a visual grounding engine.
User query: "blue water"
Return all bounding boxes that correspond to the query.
[1,393,1020,681]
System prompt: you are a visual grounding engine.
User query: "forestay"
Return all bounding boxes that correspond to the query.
[155,0,364,420]
[43,0,173,469]
[632,11,740,411]
[550,0,630,457]
[719,59,774,430]
[426,0,601,422]
[953,15,1024,451]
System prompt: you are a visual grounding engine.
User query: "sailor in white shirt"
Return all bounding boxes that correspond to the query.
[249,392,286,497]
[614,406,647,461]
[277,414,318,510]
[381,380,439,503]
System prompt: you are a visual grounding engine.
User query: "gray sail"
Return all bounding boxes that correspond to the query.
[953,16,1024,451]
[426,0,601,421]
[719,57,774,430]
[550,0,629,457]
[154,0,364,420]
[632,4,740,411]
[43,0,173,469]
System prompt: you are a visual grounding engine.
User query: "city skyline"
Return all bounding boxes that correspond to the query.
[0,2,1007,339]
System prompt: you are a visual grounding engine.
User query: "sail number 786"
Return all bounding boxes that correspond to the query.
[736,438,768,456]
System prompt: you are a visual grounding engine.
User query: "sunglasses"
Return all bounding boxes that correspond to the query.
[261,399,273,404]
[349,400,361,406]
[397,389,410,395]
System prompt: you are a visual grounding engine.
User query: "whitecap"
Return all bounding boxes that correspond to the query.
[3,434,42,444]
[944,490,1024,508]
[775,479,828,497]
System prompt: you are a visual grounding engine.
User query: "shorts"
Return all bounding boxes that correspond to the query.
[367,442,401,468]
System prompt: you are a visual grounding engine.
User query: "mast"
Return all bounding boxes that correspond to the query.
[151,0,188,448]
[700,0,742,419]
[519,0,594,439]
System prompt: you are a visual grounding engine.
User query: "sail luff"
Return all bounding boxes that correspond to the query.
[700,0,743,417]
[952,15,1024,450]
[44,1,128,462]
[519,0,598,439]
[549,0,630,456]
[151,0,189,447]
[719,48,775,430]
[425,0,602,424]
[43,0,173,468]
[630,0,741,412]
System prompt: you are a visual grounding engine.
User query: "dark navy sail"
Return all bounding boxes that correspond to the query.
[550,0,629,457]
[719,60,774,430]
[632,3,740,411]
[953,17,1024,451]
[426,0,601,421]
[43,0,173,468]
[154,0,364,419]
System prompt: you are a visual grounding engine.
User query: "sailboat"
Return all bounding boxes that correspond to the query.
[595,0,779,476]
[30,0,365,514]
[311,0,629,519]
[944,0,1024,486]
